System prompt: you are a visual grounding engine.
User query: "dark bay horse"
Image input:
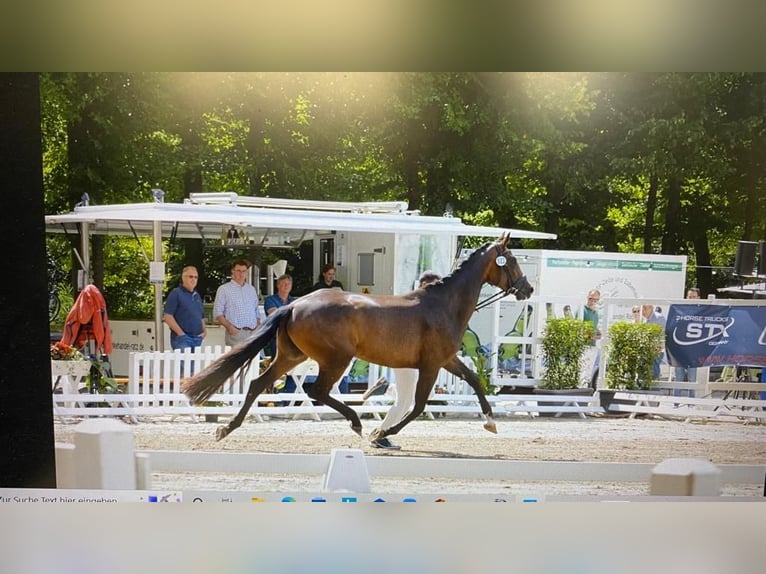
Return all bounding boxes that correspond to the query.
[183,233,533,441]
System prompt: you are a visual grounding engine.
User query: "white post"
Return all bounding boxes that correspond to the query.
[153,220,165,352]
[54,443,77,489]
[73,419,137,490]
[650,458,721,496]
[322,448,371,493]
[135,452,152,490]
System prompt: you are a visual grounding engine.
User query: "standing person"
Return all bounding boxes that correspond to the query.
[674,287,702,394]
[263,273,297,393]
[309,263,344,292]
[264,274,296,327]
[163,266,206,351]
[213,259,261,347]
[368,271,442,450]
[580,289,602,388]
[641,303,667,381]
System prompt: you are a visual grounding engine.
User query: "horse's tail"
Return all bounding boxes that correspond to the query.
[182,305,292,404]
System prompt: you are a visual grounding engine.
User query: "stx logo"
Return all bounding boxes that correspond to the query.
[672,317,736,346]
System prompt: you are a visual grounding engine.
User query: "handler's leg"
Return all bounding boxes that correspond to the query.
[369,369,438,442]
[369,368,416,449]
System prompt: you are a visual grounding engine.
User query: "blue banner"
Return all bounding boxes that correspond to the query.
[665,304,766,368]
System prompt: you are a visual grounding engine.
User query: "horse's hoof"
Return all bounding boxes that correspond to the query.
[351,423,363,437]
[369,428,383,441]
[483,419,497,434]
[215,426,230,441]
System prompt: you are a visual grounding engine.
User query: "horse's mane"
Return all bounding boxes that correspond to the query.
[435,241,493,290]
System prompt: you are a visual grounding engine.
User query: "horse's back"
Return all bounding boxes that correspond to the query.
[288,289,457,369]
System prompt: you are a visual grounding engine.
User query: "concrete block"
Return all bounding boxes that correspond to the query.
[650,458,721,496]
[54,443,76,489]
[135,452,152,490]
[73,418,137,490]
[322,448,370,493]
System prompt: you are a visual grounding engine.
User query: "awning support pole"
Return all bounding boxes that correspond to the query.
[153,220,164,352]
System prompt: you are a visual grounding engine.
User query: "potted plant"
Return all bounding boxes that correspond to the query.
[468,349,497,396]
[601,321,664,411]
[539,318,594,390]
[50,341,90,401]
[536,317,595,416]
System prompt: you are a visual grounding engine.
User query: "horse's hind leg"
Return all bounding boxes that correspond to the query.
[216,355,304,441]
[370,370,438,441]
[305,366,362,436]
[443,355,497,434]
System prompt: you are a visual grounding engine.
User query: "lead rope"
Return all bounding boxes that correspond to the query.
[475,288,515,311]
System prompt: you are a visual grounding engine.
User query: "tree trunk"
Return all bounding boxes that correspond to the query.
[690,211,712,296]
[543,178,563,241]
[66,87,100,294]
[92,235,104,290]
[403,155,421,212]
[182,158,204,294]
[661,176,682,254]
[643,172,658,253]
[245,106,265,196]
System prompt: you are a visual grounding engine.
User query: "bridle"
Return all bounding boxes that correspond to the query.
[475,244,528,311]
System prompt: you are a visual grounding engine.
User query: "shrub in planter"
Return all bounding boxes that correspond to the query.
[540,318,594,389]
[604,321,664,390]
[468,350,497,395]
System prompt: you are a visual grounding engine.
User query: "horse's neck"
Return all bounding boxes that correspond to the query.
[437,256,490,327]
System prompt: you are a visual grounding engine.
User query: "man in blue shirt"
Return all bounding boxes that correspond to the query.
[163,266,206,351]
[264,273,298,395]
[263,274,297,357]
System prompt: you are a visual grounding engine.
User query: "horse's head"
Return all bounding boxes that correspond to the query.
[488,233,533,300]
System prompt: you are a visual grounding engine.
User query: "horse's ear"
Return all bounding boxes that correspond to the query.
[497,232,510,247]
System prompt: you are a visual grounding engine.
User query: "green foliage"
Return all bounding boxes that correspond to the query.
[469,351,496,395]
[38,72,766,309]
[604,322,665,390]
[540,318,594,389]
[100,236,156,319]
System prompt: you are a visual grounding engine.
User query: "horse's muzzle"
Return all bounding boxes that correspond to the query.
[513,277,533,300]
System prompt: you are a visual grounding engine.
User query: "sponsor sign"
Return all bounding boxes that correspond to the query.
[665,304,766,367]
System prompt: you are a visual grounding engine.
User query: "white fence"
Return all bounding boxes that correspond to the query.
[51,292,766,424]
[51,347,605,422]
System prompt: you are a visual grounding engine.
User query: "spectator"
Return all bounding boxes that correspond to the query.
[641,303,667,380]
[163,266,206,352]
[674,287,703,395]
[309,263,344,292]
[264,273,297,393]
[580,289,602,388]
[213,259,260,347]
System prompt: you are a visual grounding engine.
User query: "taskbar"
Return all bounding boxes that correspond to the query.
[1,488,763,503]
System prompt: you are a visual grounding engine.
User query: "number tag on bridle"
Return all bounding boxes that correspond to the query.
[495,255,507,267]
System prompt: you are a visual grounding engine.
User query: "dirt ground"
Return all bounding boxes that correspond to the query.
[53,412,766,496]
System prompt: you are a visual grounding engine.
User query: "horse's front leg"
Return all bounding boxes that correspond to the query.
[370,370,438,441]
[305,367,362,437]
[443,355,497,434]
[216,356,303,441]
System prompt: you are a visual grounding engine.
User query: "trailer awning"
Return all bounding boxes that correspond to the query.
[717,282,766,299]
[45,199,557,243]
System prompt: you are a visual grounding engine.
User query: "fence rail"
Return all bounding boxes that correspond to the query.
[51,347,607,421]
[52,347,765,424]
